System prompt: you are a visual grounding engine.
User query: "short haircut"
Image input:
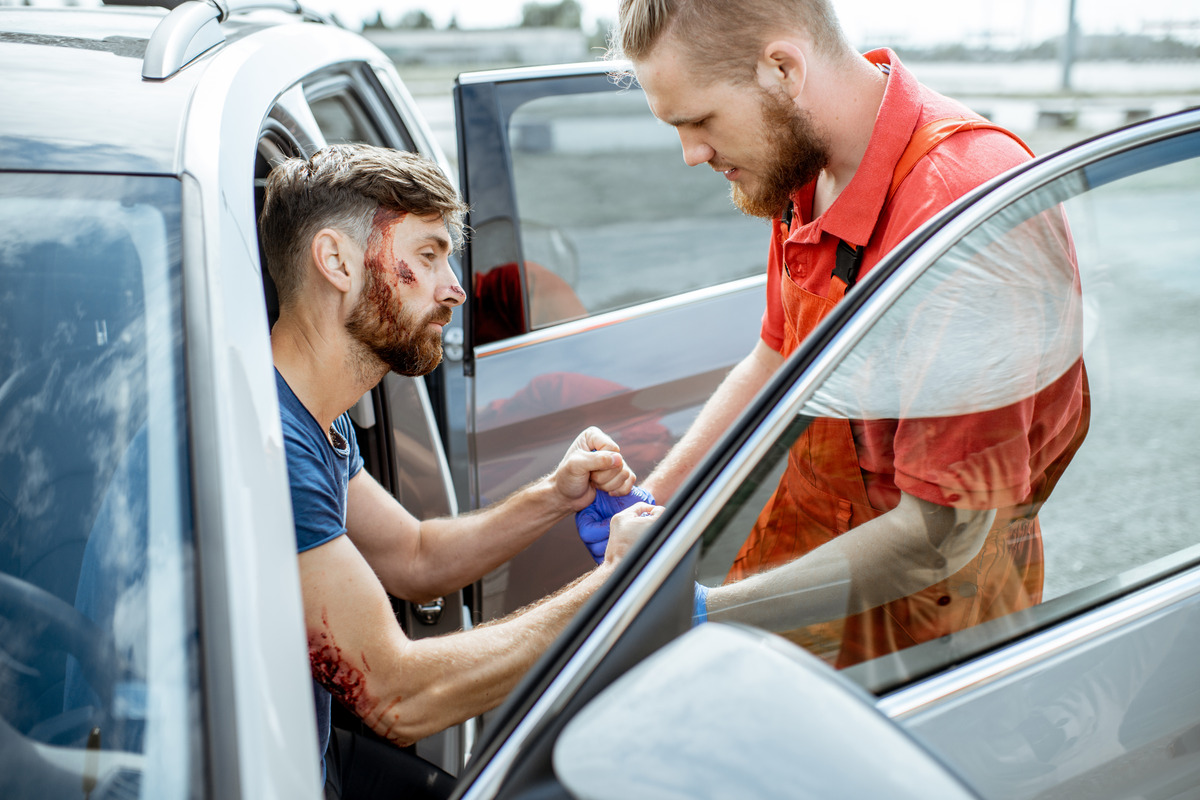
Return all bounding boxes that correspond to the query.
[610,0,850,83]
[259,144,466,308]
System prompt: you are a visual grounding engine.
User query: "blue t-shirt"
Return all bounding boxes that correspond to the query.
[275,369,364,777]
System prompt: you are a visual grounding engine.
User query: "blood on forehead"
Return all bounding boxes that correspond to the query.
[372,206,407,230]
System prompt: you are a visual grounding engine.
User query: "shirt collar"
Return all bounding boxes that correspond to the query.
[790,48,923,248]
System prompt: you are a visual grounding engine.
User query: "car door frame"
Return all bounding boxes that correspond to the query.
[180,22,410,799]
[262,58,480,774]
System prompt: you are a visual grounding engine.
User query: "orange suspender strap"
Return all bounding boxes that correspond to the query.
[827,117,1036,302]
[888,117,1036,203]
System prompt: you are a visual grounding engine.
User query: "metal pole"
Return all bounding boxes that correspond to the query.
[1061,0,1079,91]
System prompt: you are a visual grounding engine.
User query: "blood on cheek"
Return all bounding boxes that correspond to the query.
[365,208,417,284]
[360,208,423,335]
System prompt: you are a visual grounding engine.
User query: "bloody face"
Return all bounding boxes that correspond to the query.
[731,87,832,219]
[345,208,453,378]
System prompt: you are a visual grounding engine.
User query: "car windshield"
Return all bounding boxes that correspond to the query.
[0,173,199,798]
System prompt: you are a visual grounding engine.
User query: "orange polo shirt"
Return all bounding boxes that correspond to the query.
[761,48,1034,347]
[760,49,1087,514]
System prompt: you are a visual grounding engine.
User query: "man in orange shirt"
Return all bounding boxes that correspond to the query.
[613,0,1089,665]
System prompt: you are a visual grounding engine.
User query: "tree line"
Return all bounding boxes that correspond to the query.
[367,1,585,32]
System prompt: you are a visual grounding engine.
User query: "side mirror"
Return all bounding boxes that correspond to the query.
[554,623,979,800]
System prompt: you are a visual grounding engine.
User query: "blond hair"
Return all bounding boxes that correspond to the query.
[259,144,466,308]
[611,0,850,82]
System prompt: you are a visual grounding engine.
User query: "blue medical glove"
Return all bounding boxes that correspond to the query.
[693,583,709,626]
[574,485,655,564]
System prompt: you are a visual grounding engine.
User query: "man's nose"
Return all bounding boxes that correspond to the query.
[438,260,465,307]
[679,130,714,168]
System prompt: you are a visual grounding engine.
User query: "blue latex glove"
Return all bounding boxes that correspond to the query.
[693,583,710,625]
[574,485,655,564]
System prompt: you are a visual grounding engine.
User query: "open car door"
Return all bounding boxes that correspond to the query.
[452,62,768,622]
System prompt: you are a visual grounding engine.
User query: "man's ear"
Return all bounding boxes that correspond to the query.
[310,228,354,295]
[756,39,807,101]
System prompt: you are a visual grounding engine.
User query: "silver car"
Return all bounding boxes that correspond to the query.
[0,1,762,794]
[3,1,1199,798]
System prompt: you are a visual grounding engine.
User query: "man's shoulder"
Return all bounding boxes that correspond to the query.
[915,126,1030,199]
[876,112,1030,249]
[909,86,1031,180]
[911,80,979,126]
[895,100,1030,205]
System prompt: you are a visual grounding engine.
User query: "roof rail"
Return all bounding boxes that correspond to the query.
[141,0,332,81]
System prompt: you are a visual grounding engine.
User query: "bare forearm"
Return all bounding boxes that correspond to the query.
[359,429,629,601]
[401,477,570,600]
[644,340,782,503]
[707,495,995,630]
[364,565,609,745]
[304,529,617,753]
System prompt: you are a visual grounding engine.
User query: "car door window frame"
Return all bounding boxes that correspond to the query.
[304,64,417,152]
[265,62,474,775]
[455,65,767,356]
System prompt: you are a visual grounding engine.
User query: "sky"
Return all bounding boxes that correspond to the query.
[305,0,1200,47]
[21,0,1198,46]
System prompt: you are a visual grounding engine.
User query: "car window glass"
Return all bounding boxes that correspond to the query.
[309,91,385,145]
[691,128,1200,690]
[497,88,764,334]
[0,173,199,797]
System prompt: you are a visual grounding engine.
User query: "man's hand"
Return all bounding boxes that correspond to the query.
[575,486,655,564]
[550,427,637,512]
[604,503,662,565]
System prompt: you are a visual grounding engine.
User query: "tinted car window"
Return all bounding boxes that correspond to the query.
[691,127,1200,689]
[495,87,764,332]
[0,173,199,797]
[309,91,384,146]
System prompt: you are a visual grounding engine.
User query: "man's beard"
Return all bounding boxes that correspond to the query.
[345,274,451,379]
[731,89,831,219]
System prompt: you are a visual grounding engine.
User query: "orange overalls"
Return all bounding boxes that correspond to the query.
[727,120,1090,669]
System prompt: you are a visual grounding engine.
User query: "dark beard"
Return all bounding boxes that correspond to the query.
[345,279,451,378]
[732,88,831,219]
